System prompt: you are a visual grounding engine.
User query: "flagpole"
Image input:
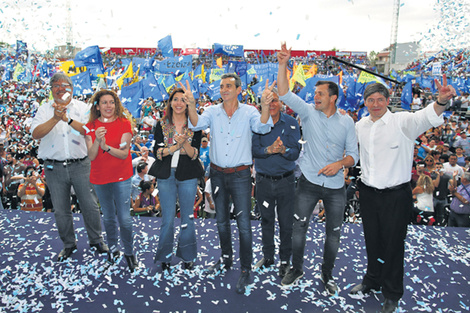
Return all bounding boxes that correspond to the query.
[329,56,403,85]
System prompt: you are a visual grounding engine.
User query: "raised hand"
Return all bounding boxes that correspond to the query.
[278,42,292,65]
[178,80,196,107]
[261,79,277,108]
[435,74,457,104]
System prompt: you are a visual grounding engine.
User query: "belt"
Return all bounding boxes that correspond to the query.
[258,170,294,181]
[361,181,410,193]
[210,163,250,174]
[45,156,87,165]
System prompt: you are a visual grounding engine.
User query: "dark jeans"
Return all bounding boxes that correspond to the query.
[359,182,412,302]
[292,175,346,277]
[210,167,252,271]
[448,210,470,227]
[433,198,447,225]
[255,172,295,262]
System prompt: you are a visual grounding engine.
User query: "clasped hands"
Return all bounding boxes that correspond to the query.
[266,136,286,154]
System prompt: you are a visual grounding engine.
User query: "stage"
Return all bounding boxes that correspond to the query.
[1,210,469,313]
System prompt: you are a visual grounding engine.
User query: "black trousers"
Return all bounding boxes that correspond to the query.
[359,182,412,301]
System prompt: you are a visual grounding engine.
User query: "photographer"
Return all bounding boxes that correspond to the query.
[17,166,45,211]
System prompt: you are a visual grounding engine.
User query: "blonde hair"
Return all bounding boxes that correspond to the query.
[417,174,434,194]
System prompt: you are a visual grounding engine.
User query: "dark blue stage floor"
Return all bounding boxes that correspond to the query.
[1,210,469,313]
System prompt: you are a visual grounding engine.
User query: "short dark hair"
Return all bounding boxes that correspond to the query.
[137,162,148,173]
[364,83,390,101]
[24,165,36,177]
[315,81,339,98]
[221,73,241,88]
[139,180,153,193]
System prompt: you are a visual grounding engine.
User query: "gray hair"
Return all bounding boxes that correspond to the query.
[462,172,470,182]
[50,72,73,87]
[364,83,389,101]
[221,73,241,88]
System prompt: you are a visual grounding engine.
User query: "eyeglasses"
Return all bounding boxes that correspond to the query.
[51,83,71,89]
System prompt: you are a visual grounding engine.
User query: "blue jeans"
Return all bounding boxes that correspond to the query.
[210,167,252,271]
[93,178,133,256]
[255,172,295,262]
[44,158,103,248]
[292,175,346,276]
[155,169,198,262]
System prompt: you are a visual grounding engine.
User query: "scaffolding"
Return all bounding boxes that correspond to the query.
[389,0,400,67]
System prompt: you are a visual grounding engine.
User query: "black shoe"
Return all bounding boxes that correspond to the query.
[281,268,304,286]
[207,257,232,274]
[236,270,251,294]
[57,245,77,262]
[381,298,399,313]
[349,283,379,295]
[162,262,171,272]
[254,257,274,270]
[279,262,289,278]
[184,261,194,270]
[124,254,139,272]
[90,242,109,254]
[107,250,121,264]
[321,272,338,295]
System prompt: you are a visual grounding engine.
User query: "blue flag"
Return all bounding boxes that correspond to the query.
[400,81,412,110]
[74,45,104,73]
[213,43,244,57]
[16,40,27,55]
[158,35,174,58]
[121,82,144,118]
[71,70,93,96]
[154,56,192,74]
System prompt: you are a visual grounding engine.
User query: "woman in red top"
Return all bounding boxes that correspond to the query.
[85,89,137,272]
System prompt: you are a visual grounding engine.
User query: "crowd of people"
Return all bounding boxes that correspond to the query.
[1,42,469,313]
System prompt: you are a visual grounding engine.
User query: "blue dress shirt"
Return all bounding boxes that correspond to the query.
[189,102,273,168]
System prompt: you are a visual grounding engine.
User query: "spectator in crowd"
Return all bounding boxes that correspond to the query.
[448,171,470,227]
[199,137,210,171]
[277,43,358,295]
[432,162,451,225]
[130,135,144,159]
[443,154,464,178]
[17,165,45,211]
[453,131,470,155]
[131,162,151,203]
[412,174,436,225]
[187,74,273,294]
[85,89,138,272]
[203,177,216,218]
[150,87,203,272]
[351,77,454,313]
[252,86,301,278]
[2,152,26,210]
[133,180,160,217]
[31,72,108,262]
[132,146,155,171]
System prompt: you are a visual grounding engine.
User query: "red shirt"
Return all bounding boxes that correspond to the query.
[86,118,133,185]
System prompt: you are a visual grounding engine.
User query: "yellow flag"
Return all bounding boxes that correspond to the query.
[292,63,306,87]
[216,57,223,68]
[357,71,379,84]
[12,63,25,81]
[116,62,133,89]
[305,64,317,78]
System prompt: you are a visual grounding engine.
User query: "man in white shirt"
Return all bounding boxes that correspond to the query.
[443,154,464,178]
[351,78,455,313]
[31,73,107,261]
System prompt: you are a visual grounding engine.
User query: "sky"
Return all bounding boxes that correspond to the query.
[1,0,469,54]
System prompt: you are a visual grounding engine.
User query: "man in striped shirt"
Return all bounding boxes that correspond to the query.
[17,166,45,211]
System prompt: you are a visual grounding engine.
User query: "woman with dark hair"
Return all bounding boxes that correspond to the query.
[149,86,203,272]
[133,180,160,217]
[84,89,138,272]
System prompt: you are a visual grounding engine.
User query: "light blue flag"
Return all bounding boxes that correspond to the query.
[158,35,174,58]
[213,43,244,57]
[400,81,412,110]
[71,70,93,96]
[121,81,144,118]
[73,45,104,73]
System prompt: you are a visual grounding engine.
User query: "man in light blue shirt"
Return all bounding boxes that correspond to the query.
[277,43,359,295]
[186,73,273,294]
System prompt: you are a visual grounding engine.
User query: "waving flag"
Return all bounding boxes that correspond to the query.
[213,43,244,57]
[71,70,93,96]
[158,35,174,58]
[73,45,104,73]
[121,81,144,118]
[400,81,412,110]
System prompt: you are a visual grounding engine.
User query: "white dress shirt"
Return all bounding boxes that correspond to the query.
[30,99,91,160]
[356,104,443,189]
